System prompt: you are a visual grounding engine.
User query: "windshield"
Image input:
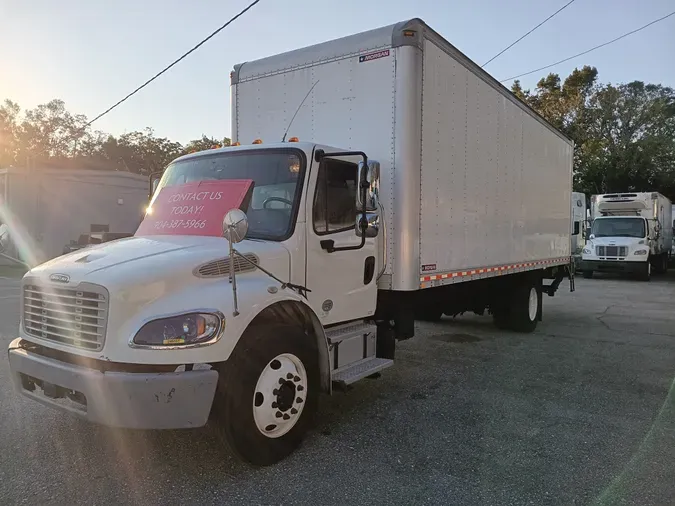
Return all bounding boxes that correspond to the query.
[152,149,305,241]
[592,217,646,238]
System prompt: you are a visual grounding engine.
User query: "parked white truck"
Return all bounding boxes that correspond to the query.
[581,192,672,280]
[8,19,574,465]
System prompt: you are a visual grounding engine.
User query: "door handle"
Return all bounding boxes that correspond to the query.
[363,256,375,284]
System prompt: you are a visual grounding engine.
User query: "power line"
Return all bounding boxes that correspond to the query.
[85,0,261,128]
[482,0,577,67]
[500,10,675,82]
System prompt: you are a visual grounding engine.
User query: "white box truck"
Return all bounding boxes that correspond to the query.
[8,19,574,465]
[581,192,672,280]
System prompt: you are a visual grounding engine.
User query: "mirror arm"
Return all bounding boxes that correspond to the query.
[231,248,311,298]
[227,227,240,317]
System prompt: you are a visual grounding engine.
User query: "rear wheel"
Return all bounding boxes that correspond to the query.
[510,282,540,333]
[491,303,511,330]
[415,306,443,322]
[492,275,541,333]
[212,323,319,466]
[582,270,593,279]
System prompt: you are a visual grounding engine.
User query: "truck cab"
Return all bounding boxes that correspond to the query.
[8,141,388,465]
[581,192,672,280]
[581,215,652,279]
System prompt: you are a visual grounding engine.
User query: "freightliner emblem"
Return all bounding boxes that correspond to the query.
[49,273,70,283]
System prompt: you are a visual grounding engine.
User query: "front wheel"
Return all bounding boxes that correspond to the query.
[638,261,651,282]
[212,323,319,466]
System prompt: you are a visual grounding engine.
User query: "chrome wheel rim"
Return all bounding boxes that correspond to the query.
[528,287,538,321]
[252,353,307,438]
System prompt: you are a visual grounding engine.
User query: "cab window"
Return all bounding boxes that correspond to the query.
[313,159,358,235]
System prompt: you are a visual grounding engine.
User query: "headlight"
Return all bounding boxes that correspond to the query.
[582,248,591,254]
[132,312,223,347]
[633,249,648,256]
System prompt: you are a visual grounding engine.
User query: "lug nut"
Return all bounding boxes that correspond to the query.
[296,397,303,403]
[279,378,285,384]
[286,373,294,379]
[293,375,301,382]
[272,402,278,408]
[275,411,282,418]
[272,389,279,395]
[297,385,304,392]
[283,414,290,420]
[291,408,298,415]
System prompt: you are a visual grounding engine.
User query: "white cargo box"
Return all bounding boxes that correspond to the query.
[232,18,573,291]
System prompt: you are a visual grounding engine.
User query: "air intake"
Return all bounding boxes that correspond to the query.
[194,253,259,278]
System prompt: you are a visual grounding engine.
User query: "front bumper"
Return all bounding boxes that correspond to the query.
[7,339,218,429]
[580,259,646,274]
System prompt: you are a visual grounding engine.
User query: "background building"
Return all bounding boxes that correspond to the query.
[0,167,148,266]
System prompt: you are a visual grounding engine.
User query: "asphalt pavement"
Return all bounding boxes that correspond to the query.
[1,272,674,505]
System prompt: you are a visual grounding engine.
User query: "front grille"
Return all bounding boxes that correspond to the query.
[596,246,627,257]
[23,282,108,351]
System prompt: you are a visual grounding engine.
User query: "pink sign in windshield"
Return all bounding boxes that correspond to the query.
[136,179,254,237]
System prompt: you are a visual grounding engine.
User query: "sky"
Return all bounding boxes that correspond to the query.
[0,0,673,144]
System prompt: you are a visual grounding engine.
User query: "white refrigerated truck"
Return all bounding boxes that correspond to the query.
[8,19,574,465]
[581,192,672,280]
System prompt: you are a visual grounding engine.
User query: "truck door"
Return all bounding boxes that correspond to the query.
[305,156,378,325]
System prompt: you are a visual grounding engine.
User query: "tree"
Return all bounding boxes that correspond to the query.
[18,99,89,161]
[513,68,675,201]
[0,100,21,167]
[182,135,231,155]
[579,82,675,197]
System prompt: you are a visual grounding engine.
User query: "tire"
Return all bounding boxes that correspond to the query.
[491,298,511,330]
[638,261,651,282]
[509,277,540,333]
[582,270,593,279]
[211,323,319,466]
[415,306,443,322]
[492,308,511,330]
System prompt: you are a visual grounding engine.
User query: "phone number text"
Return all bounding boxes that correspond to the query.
[153,219,207,230]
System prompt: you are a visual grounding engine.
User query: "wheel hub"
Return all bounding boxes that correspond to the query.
[252,353,308,438]
[528,287,538,321]
[275,380,296,412]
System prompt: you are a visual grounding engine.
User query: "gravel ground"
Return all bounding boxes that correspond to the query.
[1,273,674,505]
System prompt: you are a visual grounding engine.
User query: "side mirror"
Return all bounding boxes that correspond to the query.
[589,233,595,240]
[355,212,379,238]
[573,222,580,236]
[222,209,248,243]
[356,160,380,212]
[585,227,591,239]
[148,171,163,199]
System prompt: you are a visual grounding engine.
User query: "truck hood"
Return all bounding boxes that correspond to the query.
[28,235,291,289]
[589,236,645,247]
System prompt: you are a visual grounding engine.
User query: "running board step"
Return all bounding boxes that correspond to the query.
[325,321,376,345]
[332,357,394,386]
